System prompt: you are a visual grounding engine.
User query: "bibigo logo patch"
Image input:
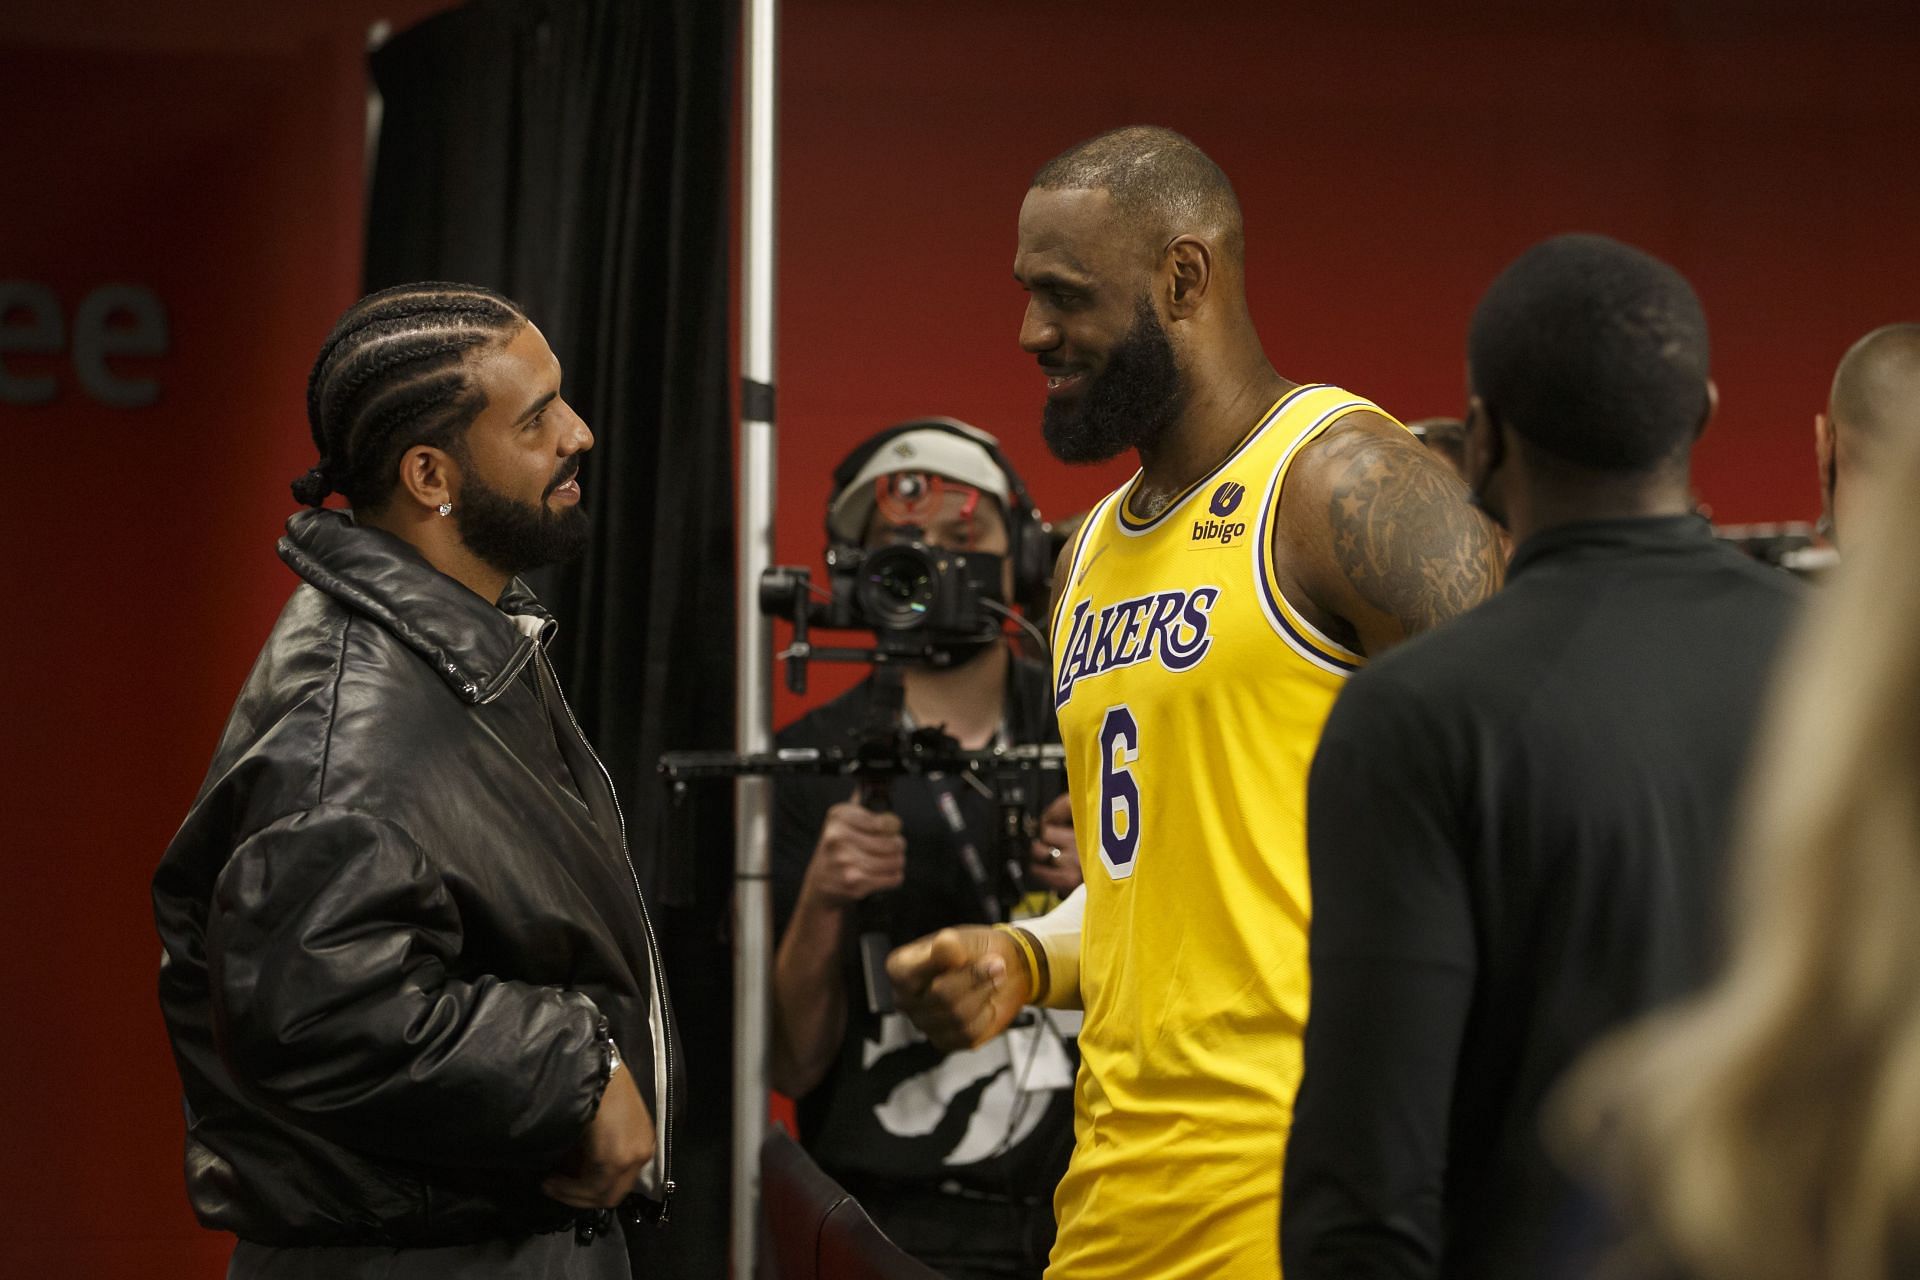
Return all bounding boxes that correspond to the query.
[1192,480,1248,545]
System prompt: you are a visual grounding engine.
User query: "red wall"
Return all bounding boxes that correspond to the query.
[770,0,1920,717]
[1,2,1916,1276]
[0,5,452,1276]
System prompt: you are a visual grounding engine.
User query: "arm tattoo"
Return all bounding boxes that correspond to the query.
[1324,434,1502,636]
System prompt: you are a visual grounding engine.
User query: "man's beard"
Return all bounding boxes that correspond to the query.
[1042,296,1185,464]
[453,458,591,577]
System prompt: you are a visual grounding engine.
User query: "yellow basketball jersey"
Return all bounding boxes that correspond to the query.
[1045,384,1388,1279]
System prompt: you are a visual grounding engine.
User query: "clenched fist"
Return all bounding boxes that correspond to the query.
[886,925,1030,1051]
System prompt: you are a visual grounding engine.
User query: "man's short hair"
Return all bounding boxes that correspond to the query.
[1829,323,1920,445]
[1469,233,1710,471]
[1032,125,1244,261]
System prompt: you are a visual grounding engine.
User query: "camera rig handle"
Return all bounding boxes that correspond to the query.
[853,669,907,1017]
[659,738,1065,789]
[659,729,1065,1034]
[670,559,1062,1024]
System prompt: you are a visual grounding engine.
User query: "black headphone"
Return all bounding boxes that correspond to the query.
[827,417,1053,613]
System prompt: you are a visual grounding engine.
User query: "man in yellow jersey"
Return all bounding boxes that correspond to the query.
[886,126,1504,1279]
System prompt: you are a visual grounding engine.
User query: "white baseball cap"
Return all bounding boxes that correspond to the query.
[828,422,1013,544]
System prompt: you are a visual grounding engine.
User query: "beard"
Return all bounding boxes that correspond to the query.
[453,457,592,576]
[1041,296,1185,464]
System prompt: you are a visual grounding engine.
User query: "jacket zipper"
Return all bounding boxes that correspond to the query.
[534,646,677,1221]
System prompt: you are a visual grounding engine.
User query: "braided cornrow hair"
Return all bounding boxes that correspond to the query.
[294,282,528,509]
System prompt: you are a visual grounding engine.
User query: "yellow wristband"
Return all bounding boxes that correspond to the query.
[993,923,1048,1004]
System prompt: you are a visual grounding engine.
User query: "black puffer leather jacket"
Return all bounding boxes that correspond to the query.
[153,508,676,1247]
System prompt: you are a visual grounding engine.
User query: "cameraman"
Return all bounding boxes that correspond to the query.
[771,421,1081,1280]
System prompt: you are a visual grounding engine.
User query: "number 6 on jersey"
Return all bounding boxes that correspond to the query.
[1099,704,1141,878]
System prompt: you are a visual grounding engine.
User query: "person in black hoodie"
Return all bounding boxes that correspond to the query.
[153,283,675,1279]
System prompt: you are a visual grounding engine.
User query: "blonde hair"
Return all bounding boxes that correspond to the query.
[1556,430,1920,1280]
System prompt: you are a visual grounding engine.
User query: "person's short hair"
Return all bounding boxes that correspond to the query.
[296,283,528,509]
[1032,125,1244,261]
[1829,322,1920,444]
[1469,233,1710,471]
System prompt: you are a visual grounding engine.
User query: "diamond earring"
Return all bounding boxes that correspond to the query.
[437,502,453,517]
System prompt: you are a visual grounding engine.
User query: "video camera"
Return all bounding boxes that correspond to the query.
[664,530,1063,1020]
[662,425,1072,1020]
[829,539,1007,640]
[758,539,1013,692]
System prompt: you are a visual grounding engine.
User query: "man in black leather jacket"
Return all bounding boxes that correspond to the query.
[153,284,675,1278]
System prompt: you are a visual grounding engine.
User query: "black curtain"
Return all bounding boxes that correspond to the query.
[365,2,737,1274]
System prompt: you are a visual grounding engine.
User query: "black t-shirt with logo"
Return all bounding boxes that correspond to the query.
[771,658,1078,1204]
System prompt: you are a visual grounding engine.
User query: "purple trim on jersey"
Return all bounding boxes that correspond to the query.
[1254,407,1364,674]
[1257,566,1362,673]
[1114,383,1327,533]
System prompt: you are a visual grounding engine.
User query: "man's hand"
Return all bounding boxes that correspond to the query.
[542,1057,655,1209]
[886,926,1030,1051]
[802,801,906,909]
[1026,791,1082,894]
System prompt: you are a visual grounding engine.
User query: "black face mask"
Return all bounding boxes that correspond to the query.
[453,455,592,578]
[1465,405,1510,531]
[1467,468,1509,531]
[1042,295,1185,465]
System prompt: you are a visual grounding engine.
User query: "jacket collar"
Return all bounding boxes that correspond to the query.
[278,508,556,704]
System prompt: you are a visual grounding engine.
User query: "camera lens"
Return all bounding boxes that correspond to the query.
[858,544,938,631]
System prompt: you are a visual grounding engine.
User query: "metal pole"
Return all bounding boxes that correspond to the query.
[732,0,778,1271]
